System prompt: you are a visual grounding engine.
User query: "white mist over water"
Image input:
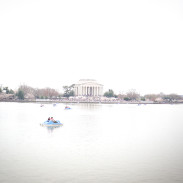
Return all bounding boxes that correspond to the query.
[0,102,183,183]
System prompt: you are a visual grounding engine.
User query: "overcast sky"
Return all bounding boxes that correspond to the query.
[0,0,183,95]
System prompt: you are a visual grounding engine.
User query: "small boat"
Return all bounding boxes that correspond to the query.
[41,120,63,126]
[65,106,71,109]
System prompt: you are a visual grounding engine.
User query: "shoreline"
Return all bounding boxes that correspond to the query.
[1,99,183,104]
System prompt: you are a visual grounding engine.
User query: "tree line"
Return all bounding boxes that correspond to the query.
[0,84,183,101]
[104,89,183,102]
[0,85,60,100]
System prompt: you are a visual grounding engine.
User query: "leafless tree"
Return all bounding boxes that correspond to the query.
[126,89,140,101]
[144,94,160,101]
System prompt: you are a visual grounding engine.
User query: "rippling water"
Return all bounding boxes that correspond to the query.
[0,102,183,183]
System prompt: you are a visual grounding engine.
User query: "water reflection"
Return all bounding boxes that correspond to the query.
[77,103,102,110]
[40,125,63,133]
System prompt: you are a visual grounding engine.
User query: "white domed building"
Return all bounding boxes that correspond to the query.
[74,79,103,96]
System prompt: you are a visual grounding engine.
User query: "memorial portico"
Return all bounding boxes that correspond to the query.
[74,79,103,96]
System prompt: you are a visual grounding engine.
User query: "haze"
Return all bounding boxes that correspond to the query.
[0,0,183,95]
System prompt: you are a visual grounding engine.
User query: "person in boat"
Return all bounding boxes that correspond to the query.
[47,117,50,122]
[50,117,57,123]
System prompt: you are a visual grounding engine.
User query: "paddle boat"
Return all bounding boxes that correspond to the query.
[41,120,63,126]
[65,106,71,110]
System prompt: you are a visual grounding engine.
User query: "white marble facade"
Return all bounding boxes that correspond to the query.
[74,79,103,96]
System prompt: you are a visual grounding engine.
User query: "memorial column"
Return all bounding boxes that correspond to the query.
[78,86,80,96]
[76,87,78,96]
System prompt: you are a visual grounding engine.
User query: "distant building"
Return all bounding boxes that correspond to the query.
[74,79,103,96]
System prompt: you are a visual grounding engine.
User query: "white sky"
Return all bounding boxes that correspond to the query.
[0,0,183,95]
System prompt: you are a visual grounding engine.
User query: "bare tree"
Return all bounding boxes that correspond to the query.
[126,89,140,101]
[118,92,126,100]
[34,88,59,99]
[18,85,35,98]
[144,94,160,101]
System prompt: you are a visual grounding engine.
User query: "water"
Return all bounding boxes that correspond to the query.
[0,102,183,183]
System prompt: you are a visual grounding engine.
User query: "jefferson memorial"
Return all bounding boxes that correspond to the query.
[74,79,103,96]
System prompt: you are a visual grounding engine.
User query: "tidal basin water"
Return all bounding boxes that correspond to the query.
[0,102,183,183]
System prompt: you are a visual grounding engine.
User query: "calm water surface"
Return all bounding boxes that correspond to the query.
[0,102,183,183]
